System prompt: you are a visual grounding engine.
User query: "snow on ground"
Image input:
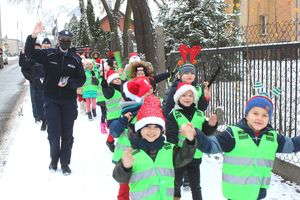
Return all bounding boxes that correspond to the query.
[0,89,299,199]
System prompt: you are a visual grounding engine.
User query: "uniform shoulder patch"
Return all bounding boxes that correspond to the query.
[174,111,182,119]
[237,131,249,140]
[196,110,204,117]
[265,132,275,142]
[163,143,172,150]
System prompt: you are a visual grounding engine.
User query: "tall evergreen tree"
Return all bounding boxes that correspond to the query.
[158,0,241,54]
[67,14,80,46]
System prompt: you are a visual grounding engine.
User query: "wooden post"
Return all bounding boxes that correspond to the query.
[155,25,166,97]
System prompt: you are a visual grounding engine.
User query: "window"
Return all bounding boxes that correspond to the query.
[261,15,267,35]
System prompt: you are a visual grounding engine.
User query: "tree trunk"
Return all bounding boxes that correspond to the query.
[122,0,132,60]
[129,0,158,71]
[100,0,121,52]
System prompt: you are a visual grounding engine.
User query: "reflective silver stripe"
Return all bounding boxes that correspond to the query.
[130,185,159,200]
[167,187,174,196]
[130,168,174,184]
[261,177,271,185]
[223,174,271,185]
[224,157,274,167]
[178,137,185,145]
[107,106,122,113]
[106,98,120,105]
[224,157,253,166]
[256,159,274,168]
[223,174,259,184]
[130,186,174,200]
[157,167,175,177]
[115,143,130,151]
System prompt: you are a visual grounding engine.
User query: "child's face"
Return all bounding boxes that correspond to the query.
[181,73,195,83]
[136,70,145,77]
[246,107,269,132]
[179,90,194,107]
[140,124,161,142]
[112,78,121,85]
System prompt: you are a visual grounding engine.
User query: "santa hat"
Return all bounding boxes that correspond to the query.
[123,76,151,102]
[106,70,120,84]
[173,82,198,104]
[96,58,109,71]
[129,52,141,64]
[135,94,165,132]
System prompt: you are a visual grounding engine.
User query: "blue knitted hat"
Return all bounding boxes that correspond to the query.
[245,95,273,119]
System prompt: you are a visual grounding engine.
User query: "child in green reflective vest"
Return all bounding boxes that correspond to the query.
[113,94,197,200]
[82,58,99,120]
[192,95,300,200]
[166,82,217,200]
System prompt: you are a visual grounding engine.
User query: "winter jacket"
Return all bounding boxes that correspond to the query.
[25,35,86,100]
[113,139,197,184]
[166,103,217,145]
[195,118,300,199]
[163,79,209,117]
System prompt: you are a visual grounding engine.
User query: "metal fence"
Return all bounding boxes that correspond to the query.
[166,42,300,165]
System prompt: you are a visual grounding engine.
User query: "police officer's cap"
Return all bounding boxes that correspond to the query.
[42,38,51,44]
[58,30,74,38]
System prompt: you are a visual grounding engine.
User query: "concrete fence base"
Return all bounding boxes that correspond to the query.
[272,158,300,185]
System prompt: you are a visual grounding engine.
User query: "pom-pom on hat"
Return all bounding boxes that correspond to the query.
[129,52,141,64]
[135,94,165,132]
[174,82,198,104]
[106,70,120,84]
[123,76,151,102]
[245,95,273,119]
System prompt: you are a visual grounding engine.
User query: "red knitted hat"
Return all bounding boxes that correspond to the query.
[135,94,165,132]
[173,82,198,104]
[123,76,151,102]
[106,69,120,84]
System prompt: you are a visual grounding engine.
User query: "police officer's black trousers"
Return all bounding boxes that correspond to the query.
[44,97,78,165]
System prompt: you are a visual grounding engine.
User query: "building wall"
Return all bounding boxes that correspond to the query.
[2,38,21,56]
[100,17,135,32]
[225,0,300,43]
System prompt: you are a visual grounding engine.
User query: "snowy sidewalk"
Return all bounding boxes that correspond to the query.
[0,90,299,200]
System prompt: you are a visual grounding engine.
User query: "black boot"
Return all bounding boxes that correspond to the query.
[92,109,97,117]
[61,164,72,176]
[106,141,115,152]
[40,120,47,131]
[49,160,57,172]
[87,112,93,120]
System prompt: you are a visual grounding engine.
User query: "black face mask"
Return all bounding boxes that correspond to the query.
[59,40,71,51]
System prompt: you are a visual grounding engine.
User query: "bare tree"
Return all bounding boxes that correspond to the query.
[100,0,122,52]
[129,0,158,69]
[122,0,132,59]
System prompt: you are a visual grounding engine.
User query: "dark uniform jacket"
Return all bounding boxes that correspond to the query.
[25,35,86,100]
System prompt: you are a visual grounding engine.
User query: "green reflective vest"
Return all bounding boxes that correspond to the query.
[195,85,202,105]
[173,110,205,159]
[222,126,278,200]
[106,90,122,120]
[96,77,106,102]
[112,117,137,163]
[129,142,175,200]
[112,130,131,163]
[83,70,99,93]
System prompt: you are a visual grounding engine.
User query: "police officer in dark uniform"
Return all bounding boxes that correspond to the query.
[25,22,86,175]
